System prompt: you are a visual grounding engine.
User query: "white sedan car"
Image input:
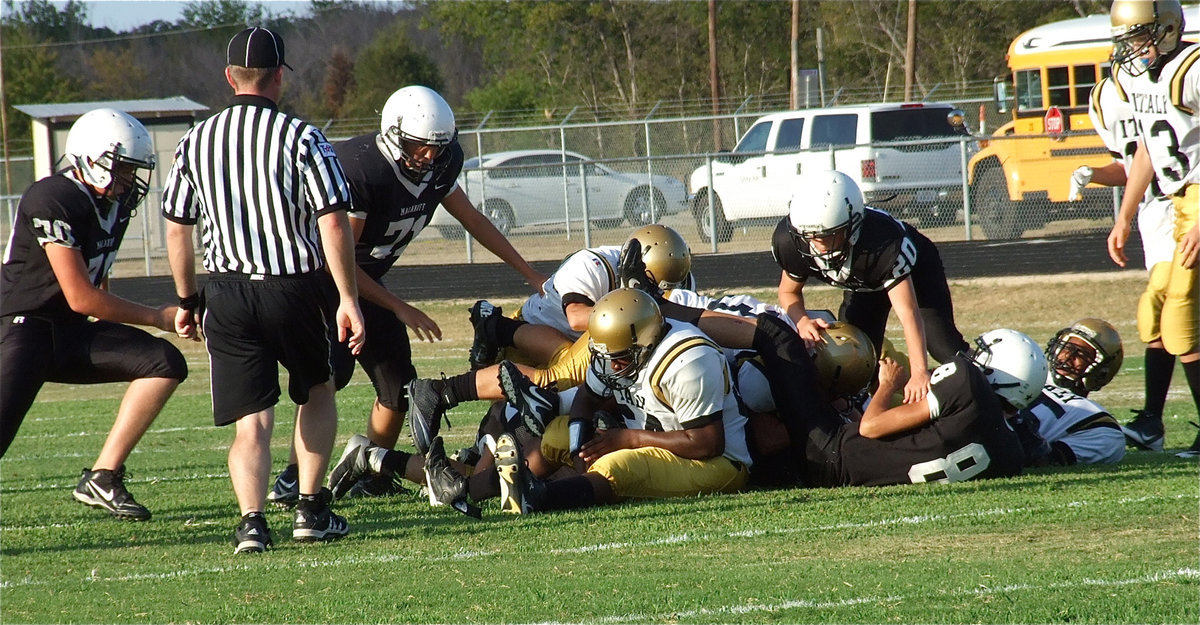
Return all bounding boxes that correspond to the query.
[428,149,689,238]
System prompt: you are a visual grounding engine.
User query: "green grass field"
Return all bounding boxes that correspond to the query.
[2,272,1197,624]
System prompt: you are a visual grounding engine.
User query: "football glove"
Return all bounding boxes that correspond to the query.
[1068,165,1093,202]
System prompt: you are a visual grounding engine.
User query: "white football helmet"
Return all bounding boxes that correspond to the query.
[379,85,458,182]
[588,288,666,389]
[64,108,155,204]
[787,170,865,271]
[969,329,1049,410]
[1110,0,1185,75]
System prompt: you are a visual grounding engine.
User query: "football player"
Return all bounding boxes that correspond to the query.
[1076,70,1184,457]
[1105,0,1200,454]
[1009,319,1126,467]
[0,109,189,520]
[682,311,1037,486]
[773,170,969,405]
[399,224,693,457]
[416,288,752,514]
[267,86,546,505]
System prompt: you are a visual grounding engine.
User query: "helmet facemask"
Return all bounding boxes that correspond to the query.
[1044,320,1122,395]
[589,341,653,390]
[382,124,457,184]
[1110,0,1184,76]
[587,288,666,390]
[1113,26,1162,75]
[790,217,859,272]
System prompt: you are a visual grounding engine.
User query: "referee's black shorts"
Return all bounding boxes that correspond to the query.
[202,272,334,426]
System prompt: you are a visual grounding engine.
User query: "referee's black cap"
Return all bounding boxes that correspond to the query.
[227,27,293,71]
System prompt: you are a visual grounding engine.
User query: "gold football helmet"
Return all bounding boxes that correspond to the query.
[588,288,666,388]
[812,322,878,398]
[626,224,691,289]
[1045,318,1124,395]
[1110,0,1185,74]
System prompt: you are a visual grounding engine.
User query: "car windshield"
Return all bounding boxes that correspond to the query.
[871,108,960,142]
[464,157,481,169]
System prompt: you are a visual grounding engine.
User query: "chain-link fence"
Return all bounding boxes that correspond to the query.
[1,99,1122,278]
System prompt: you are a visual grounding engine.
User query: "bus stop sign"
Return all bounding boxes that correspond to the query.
[1044,106,1065,135]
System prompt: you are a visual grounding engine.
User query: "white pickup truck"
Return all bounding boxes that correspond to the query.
[689,102,973,242]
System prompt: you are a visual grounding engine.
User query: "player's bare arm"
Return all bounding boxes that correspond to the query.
[442,187,548,294]
[45,242,178,334]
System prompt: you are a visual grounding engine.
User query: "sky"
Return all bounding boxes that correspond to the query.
[47,0,312,32]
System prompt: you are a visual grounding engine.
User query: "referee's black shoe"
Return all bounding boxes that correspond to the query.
[293,488,349,542]
[408,377,456,455]
[232,512,273,554]
[73,465,152,521]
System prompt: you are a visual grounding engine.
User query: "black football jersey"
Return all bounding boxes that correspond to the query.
[335,134,464,280]
[835,355,1024,486]
[771,207,918,292]
[1,173,133,320]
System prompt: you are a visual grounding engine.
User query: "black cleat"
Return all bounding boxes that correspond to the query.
[468,300,503,369]
[72,465,151,521]
[498,360,559,438]
[266,463,299,509]
[328,434,385,500]
[346,473,408,499]
[423,436,480,519]
[232,512,273,554]
[1122,410,1165,452]
[407,378,456,455]
[293,488,349,542]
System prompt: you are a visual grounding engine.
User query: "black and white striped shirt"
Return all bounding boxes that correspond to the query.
[162,94,352,276]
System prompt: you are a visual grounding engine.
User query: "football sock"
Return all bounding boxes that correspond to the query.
[1143,346,1175,418]
[380,449,411,476]
[541,475,596,510]
[1182,359,1200,414]
[493,316,525,348]
[444,371,479,404]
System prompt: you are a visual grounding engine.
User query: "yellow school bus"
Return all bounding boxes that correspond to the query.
[967,12,1196,238]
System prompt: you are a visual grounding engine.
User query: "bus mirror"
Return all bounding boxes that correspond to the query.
[993,76,1011,115]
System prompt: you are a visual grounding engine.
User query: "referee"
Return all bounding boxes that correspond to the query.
[162,26,365,554]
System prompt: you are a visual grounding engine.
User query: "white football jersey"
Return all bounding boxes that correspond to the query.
[1112,44,1200,197]
[1025,384,1125,465]
[584,319,752,467]
[664,288,797,413]
[520,246,622,339]
[1089,76,1177,268]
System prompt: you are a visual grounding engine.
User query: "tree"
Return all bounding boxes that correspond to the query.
[338,23,442,121]
[322,47,355,119]
[0,15,85,150]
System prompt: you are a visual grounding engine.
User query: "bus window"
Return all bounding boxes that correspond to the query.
[1073,65,1099,105]
[1016,69,1042,112]
[1047,66,1071,107]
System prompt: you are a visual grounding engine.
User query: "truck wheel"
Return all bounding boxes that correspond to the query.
[692,191,733,243]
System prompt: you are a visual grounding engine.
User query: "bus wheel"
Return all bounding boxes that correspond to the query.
[973,167,1026,240]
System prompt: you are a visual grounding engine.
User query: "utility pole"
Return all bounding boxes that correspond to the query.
[790,0,800,110]
[904,0,917,101]
[708,0,722,151]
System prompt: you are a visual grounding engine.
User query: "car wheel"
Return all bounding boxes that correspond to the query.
[624,187,666,227]
[972,167,1025,240]
[481,200,516,236]
[437,226,465,240]
[692,190,733,243]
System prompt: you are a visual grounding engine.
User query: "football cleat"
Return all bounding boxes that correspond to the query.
[495,433,544,514]
[407,377,456,455]
[293,488,350,542]
[468,300,503,370]
[1122,410,1165,452]
[232,512,273,554]
[72,465,151,521]
[498,360,559,438]
[1176,421,1200,459]
[267,463,299,508]
[616,238,663,300]
[328,434,386,500]
[423,436,481,519]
